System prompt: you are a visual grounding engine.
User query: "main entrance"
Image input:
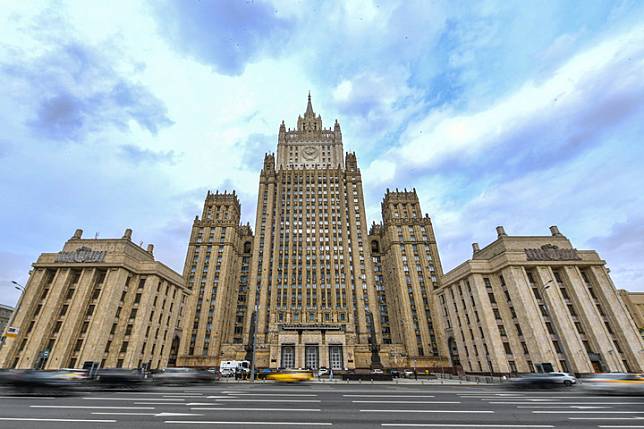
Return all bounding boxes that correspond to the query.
[329,345,343,370]
[305,345,319,369]
[281,345,295,368]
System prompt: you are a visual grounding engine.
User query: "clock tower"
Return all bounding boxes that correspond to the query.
[276,93,344,170]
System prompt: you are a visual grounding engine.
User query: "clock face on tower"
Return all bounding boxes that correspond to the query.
[302,146,319,161]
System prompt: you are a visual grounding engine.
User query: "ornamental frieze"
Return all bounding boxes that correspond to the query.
[524,244,581,261]
[55,246,106,263]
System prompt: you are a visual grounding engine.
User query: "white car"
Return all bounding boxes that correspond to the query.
[511,372,577,387]
[317,368,329,377]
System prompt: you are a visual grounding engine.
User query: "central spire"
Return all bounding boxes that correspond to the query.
[305,91,314,116]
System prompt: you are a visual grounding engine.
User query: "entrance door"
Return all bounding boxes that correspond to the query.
[281,345,295,368]
[329,345,343,370]
[305,345,319,370]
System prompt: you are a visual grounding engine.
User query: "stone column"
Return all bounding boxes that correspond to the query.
[564,266,623,372]
[537,267,593,373]
[590,266,644,372]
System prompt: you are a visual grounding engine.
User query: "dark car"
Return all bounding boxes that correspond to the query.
[256,368,273,380]
[0,369,87,395]
[95,368,146,389]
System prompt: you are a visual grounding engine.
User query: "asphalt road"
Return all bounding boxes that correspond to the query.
[0,382,642,428]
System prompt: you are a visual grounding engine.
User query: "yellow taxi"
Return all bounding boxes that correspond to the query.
[266,369,314,383]
[583,373,644,395]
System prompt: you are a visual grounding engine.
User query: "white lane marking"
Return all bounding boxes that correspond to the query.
[570,418,644,421]
[134,402,187,405]
[164,395,204,398]
[31,405,155,409]
[206,396,235,399]
[219,389,495,394]
[190,408,321,412]
[344,395,436,398]
[517,406,609,409]
[491,401,641,405]
[360,410,494,414]
[0,418,116,423]
[164,421,332,426]
[599,426,644,428]
[186,402,222,406]
[84,397,184,401]
[214,398,321,403]
[0,396,54,399]
[119,392,196,395]
[534,411,644,414]
[91,412,206,417]
[225,393,318,397]
[381,425,554,428]
[474,396,635,400]
[352,400,460,404]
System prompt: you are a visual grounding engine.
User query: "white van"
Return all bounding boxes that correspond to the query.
[219,360,250,377]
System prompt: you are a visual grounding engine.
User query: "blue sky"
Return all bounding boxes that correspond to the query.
[1,0,644,307]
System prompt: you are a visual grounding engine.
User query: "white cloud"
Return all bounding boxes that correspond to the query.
[396,27,644,169]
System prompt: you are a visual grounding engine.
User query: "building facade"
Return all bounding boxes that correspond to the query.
[177,96,448,370]
[620,291,644,340]
[0,229,189,370]
[435,226,644,375]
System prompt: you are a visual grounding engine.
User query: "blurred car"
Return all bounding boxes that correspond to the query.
[403,369,415,378]
[0,369,86,394]
[511,372,577,388]
[95,368,146,389]
[266,369,314,383]
[390,369,400,378]
[582,373,644,396]
[317,367,329,377]
[370,368,384,375]
[256,368,273,380]
[152,367,215,385]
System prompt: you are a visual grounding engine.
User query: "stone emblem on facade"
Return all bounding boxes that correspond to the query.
[56,246,106,263]
[524,244,581,261]
[302,145,319,161]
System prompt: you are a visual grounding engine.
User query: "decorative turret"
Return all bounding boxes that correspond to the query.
[345,152,358,171]
[262,153,276,174]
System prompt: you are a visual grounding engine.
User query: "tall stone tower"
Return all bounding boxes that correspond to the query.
[176,191,253,367]
[177,95,449,370]
[375,189,448,364]
[244,95,380,370]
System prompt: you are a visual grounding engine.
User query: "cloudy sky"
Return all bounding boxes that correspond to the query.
[1,0,643,306]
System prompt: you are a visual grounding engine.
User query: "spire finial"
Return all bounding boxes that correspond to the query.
[305,91,314,115]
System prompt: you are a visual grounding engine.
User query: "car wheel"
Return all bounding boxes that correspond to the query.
[563,380,572,387]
